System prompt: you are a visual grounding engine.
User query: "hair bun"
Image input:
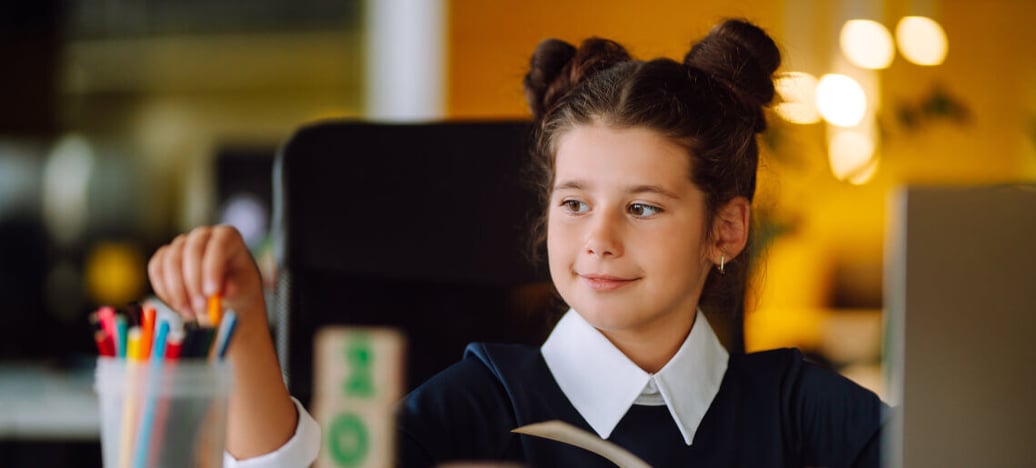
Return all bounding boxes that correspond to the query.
[524,39,577,120]
[683,19,781,131]
[524,38,631,120]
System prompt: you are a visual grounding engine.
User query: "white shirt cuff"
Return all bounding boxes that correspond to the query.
[223,397,321,468]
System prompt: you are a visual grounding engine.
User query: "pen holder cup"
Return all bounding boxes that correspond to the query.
[95,357,234,468]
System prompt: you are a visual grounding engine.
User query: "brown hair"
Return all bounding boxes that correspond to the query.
[523,19,780,335]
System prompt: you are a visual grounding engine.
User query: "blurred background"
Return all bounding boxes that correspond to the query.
[0,0,1033,463]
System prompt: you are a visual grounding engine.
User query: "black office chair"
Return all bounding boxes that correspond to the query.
[271,120,559,405]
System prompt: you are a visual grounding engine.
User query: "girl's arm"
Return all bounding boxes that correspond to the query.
[147,225,298,458]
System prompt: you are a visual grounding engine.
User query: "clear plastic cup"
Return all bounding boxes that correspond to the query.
[94,357,234,468]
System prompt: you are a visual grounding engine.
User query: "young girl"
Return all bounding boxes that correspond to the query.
[395,19,884,467]
[148,18,882,468]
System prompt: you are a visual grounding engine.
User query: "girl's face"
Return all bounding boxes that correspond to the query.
[547,123,715,339]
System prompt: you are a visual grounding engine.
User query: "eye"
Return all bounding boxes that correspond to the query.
[561,199,590,214]
[628,203,662,217]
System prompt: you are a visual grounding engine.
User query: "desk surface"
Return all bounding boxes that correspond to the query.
[0,361,100,440]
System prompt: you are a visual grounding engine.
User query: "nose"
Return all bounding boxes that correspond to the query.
[584,210,624,258]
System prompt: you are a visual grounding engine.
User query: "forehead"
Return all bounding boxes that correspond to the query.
[553,124,693,187]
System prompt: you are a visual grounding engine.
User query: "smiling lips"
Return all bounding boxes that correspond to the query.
[579,274,638,292]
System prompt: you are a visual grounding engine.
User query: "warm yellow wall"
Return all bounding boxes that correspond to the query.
[447,0,1036,352]
[447,0,784,118]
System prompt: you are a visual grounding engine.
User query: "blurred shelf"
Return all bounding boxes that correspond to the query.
[0,361,99,440]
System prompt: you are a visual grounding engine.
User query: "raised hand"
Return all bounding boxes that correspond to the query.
[147,225,264,327]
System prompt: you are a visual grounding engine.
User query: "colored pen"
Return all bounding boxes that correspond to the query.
[150,320,170,361]
[127,327,142,361]
[133,320,170,468]
[207,294,222,329]
[140,306,156,360]
[190,327,216,359]
[165,329,184,361]
[97,306,118,345]
[94,330,114,357]
[126,302,141,327]
[212,311,238,360]
[114,315,128,358]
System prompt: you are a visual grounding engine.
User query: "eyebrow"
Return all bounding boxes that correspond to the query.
[553,180,681,200]
[628,184,681,200]
[553,180,586,192]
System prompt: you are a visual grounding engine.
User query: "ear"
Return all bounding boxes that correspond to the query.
[709,196,750,264]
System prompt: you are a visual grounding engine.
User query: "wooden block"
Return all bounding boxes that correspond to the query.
[314,326,406,403]
[312,397,397,468]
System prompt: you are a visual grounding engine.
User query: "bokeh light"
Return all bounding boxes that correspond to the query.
[219,193,269,248]
[847,157,880,185]
[896,16,948,66]
[816,74,867,128]
[43,134,94,246]
[84,241,146,307]
[840,19,895,70]
[828,129,878,184]
[775,72,821,124]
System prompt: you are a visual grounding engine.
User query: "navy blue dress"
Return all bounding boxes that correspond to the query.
[397,343,884,467]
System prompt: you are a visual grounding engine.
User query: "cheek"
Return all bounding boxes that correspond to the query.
[545,209,570,246]
[644,227,707,276]
[546,212,582,279]
[545,213,565,266]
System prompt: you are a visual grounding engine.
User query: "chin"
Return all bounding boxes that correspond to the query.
[570,299,644,332]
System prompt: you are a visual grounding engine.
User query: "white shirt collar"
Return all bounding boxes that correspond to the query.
[541,308,729,445]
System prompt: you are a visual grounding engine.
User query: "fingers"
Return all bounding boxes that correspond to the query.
[202,225,246,298]
[147,225,256,325]
[161,234,195,319]
[147,245,169,310]
[182,226,214,316]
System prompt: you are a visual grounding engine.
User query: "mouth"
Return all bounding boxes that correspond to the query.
[578,274,639,292]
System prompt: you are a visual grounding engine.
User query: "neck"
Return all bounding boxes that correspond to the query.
[600,310,696,373]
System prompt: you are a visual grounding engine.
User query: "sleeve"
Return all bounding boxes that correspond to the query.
[785,352,888,468]
[223,397,322,468]
[396,354,519,467]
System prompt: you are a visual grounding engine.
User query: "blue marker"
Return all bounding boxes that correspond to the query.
[213,311,238,360]
[133,320,170,468]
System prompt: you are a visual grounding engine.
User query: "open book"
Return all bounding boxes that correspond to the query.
[512,421,651,468]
